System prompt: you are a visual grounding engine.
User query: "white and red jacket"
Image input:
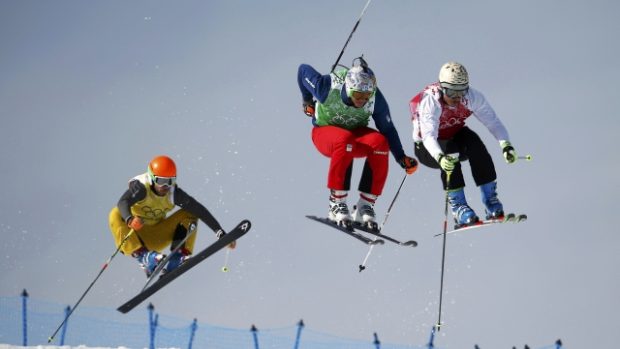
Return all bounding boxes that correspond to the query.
[409,82,510,160]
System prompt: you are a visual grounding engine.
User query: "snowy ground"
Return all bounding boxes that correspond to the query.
[0,346,118,349]
[0,346,126,349]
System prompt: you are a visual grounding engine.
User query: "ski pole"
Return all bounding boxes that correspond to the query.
[359,174,408,272]
[48,229,135,343]
[436,171,452,330]
[221,248,230,273]
[518,154,532,161]
[330,0,373,73]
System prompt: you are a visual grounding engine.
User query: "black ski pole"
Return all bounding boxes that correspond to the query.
[379,174,408,231]
[330,0,373,73]
[359,174,408,272]
[436,171,452,330]
[48,229,135,343]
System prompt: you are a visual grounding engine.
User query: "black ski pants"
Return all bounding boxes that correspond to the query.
[414,126,497,190]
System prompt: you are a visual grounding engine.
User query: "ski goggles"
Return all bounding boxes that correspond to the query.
[151,174,176,187]
[442,87,468,99]
[350,90,373,101]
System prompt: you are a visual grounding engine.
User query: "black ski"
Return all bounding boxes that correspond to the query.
[306,215,384,245]
[352,222,418,247]
[117,219,251,313]
[434,213,527,237]
[142,223,198,291]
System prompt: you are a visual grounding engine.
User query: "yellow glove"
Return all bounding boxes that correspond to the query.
[437,154,458,172]
[500,140,517,164]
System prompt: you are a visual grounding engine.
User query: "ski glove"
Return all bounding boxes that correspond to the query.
[302,99,316,117]
[500,140,517,164]
[127,216,144,231]
[216,229,236,249]
[437,154,458,172]
[399,155,418,175]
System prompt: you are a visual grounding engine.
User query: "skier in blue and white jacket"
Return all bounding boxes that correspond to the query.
[297,57,417,229]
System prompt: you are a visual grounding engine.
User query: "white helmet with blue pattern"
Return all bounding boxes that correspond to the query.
[345,65,376,97]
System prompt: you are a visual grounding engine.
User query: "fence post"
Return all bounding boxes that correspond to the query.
[188,318,198,349]
[60,306,71,345]
[555,339,563,349]
[20,289,28,346]
[294,319,304,349]
[373,332,381,349]
[148,303,158,349]
[251,324,259,349]
[427,326,436,348]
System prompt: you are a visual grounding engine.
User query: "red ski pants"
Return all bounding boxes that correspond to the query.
[312,126,389,196]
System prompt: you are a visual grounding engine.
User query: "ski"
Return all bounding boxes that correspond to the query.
[306,215,384,245]
[352,222,418,247]
[142,223,198,291]
[434,213,527,237]
[117,219,251,314]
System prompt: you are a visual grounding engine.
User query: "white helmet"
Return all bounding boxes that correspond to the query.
[345,65,376,96]
[438,61,469,90]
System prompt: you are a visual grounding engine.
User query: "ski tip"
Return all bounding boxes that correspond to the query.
[404,240,418,247]
[238,219,252,231]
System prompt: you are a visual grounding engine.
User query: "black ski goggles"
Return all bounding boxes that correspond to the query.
[442,87,468,99]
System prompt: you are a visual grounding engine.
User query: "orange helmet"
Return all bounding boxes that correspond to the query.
[148,155,177,178]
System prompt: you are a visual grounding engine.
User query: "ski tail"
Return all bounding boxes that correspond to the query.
[352,222,417,247]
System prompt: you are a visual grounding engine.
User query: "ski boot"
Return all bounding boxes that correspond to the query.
[352,193,379,231]
[448,188,479,228]
[162,248,191,275]
[132,248,165,277]
[480,181,504,220]
[328,190,352,229]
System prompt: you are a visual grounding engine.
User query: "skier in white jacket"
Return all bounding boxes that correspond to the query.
[409,62,518,227]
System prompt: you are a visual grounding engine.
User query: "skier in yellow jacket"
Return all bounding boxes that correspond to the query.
[108,155,235,277]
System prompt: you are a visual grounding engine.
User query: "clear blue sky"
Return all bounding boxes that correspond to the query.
[1,1,618,348]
